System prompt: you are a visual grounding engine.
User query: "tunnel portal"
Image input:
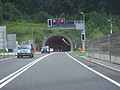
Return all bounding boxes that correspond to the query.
[44,35,72,52]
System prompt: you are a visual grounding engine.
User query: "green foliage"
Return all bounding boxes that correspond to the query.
[0,2,3,23]
[2,2,21,21]
[0,49,3,53]
[0,0,120,46]
[1,0,120,22]
[32,11,52,23]
[86,11,120,39]
[72,51,86,56]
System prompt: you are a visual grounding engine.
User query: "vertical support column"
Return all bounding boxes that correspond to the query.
[80,12,86,52]
[108,34,111,62]
[81,20,86,52]
[2,31,5,57]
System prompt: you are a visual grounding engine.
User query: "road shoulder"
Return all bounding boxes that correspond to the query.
[69,53,120,73]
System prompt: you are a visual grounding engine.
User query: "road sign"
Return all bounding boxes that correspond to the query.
[0,26,6,49]
[76,23,84,30]
[7,34,16,49]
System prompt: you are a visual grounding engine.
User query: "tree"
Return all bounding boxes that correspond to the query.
[2,2,22,21]
[0,2,3,23]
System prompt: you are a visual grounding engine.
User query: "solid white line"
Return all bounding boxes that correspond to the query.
[66,53,120,87]
[0,53,53,88]
[0,56,39,84]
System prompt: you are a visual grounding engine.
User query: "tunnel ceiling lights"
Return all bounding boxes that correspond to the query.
[62,38,70,46]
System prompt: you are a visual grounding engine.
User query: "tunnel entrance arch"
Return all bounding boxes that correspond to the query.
[43,34,73,52]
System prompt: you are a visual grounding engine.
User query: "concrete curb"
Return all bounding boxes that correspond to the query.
[74,54,120,73]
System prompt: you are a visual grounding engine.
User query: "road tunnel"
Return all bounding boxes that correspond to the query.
[43,35,73,52]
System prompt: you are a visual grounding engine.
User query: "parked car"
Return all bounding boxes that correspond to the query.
[17,43,34,58]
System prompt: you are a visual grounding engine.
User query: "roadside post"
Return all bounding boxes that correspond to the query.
[80,12,86,52]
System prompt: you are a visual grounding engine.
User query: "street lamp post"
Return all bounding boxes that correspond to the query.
[107,12,113,62]
[108,12,113,34]
[80,12,86,52]
[32,27,34,44]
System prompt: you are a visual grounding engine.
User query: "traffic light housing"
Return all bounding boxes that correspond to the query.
[48,19,52,27]
[52,18,57,26]
[81,33,85,41]
[59,18,65,26]
[48,18,66,27]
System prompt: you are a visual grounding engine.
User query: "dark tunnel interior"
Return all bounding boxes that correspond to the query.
[45,36,71,52]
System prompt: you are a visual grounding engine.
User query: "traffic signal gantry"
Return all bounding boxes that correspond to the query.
[47,18,86,52]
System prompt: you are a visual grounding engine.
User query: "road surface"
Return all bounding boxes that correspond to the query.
[0,52,120,90]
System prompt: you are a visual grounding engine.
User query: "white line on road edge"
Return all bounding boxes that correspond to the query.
[66,53,120,88]
[0,53,53,88]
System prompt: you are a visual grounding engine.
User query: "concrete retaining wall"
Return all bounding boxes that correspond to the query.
[86,32,120,65]
[87,52,120,64]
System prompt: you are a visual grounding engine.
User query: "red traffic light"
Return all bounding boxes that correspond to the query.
[52,18,57,26]
[48,18,66,27]
[52,19,57,23]
[59,18,65,26]
[59,19,64,23]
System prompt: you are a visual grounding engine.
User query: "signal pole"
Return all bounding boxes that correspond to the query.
[80,12,86,52]
[32,27,34,44]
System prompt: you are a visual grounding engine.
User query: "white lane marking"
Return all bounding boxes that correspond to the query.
[66,53,120,87]
[0,53,53,88]
[0,57,16,62]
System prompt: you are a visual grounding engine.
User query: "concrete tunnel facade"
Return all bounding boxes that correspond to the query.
[43,34,73,52]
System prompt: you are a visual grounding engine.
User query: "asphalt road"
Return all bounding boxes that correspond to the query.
[0,52,120,90]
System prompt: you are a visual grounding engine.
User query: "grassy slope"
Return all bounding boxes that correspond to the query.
[2,21,47,42]
[1,21,55,48]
